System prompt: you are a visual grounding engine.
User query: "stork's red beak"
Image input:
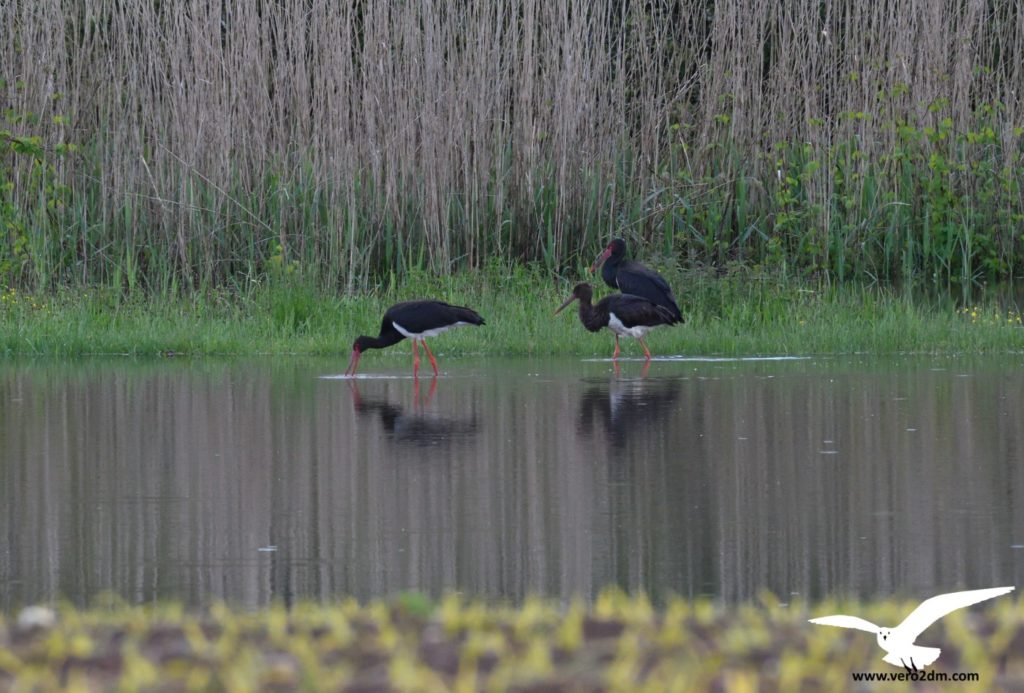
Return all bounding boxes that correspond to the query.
[590,246,612,273]
[344,349,361,376]
[554,295,578,316]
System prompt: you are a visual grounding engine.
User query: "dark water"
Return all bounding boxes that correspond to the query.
[2,355,1024,608]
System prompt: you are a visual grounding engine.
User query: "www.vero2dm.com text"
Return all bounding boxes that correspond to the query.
[852,670,980,683]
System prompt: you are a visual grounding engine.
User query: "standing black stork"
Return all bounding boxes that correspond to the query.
[555,283,675,361]
[591,238,683,323]
[345,300,485,377]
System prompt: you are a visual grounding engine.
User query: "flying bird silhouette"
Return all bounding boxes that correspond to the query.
[809,586,1014,670]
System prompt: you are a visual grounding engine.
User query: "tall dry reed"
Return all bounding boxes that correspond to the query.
[1,0,1022,292]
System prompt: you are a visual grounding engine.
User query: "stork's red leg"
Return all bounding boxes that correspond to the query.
[639,337,652,360]
[344,350,361,376]
[612,335,620,360]
[421,339,440,375]
[411,340,421,377]
[348,379,363,408]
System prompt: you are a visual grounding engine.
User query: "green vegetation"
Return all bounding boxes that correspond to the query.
[3,591,1021,690]
[1,267,1022,357]
[2,1,1023,299]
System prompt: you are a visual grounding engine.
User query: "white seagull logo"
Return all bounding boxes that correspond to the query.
[809,586,1014,670]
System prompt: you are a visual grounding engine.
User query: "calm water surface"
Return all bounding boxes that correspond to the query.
[2,355,1024,608]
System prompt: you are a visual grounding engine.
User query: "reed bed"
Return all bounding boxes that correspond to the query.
[3,591,1024,690]
[1,0,1023,297]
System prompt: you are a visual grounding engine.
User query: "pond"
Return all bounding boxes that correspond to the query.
[2,354,1023,608]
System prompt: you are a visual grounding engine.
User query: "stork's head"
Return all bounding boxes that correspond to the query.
[590,238,627,272]
[555,283,594,315]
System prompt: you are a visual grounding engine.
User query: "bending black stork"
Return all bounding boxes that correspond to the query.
[555,283,675,360]
[345,300,485,377]
[591,238,682,323]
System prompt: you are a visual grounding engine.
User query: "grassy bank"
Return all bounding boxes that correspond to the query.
[3,591,1022,690]
[1,267,1022,358]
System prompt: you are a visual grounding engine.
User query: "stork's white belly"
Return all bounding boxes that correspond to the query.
[607,312,655,338]
[393,320,469,339]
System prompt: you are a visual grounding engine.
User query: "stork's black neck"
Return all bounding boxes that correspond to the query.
[577,294,609,333]
[356,323,405,351]
[600,259,619,288]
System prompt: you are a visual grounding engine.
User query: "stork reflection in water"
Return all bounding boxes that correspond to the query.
[348,379,479,447]
[577,376,683,450]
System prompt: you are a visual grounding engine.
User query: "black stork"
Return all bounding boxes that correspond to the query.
[591,238,683,323]
[555,283,676,361]
[345,300,485,377]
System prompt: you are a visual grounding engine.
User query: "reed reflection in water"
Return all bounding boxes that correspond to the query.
[1,356,1022,608]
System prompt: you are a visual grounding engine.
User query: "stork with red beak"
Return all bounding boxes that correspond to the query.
[591,238,682,324]
[345,300,485,377]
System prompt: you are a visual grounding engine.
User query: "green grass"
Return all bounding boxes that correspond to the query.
[1,266,1022,358]
[3,590,1023,690]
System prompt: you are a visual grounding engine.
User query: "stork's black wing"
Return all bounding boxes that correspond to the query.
[604,294,677,329]
[384,300,486,334]
[613,261,682,323]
